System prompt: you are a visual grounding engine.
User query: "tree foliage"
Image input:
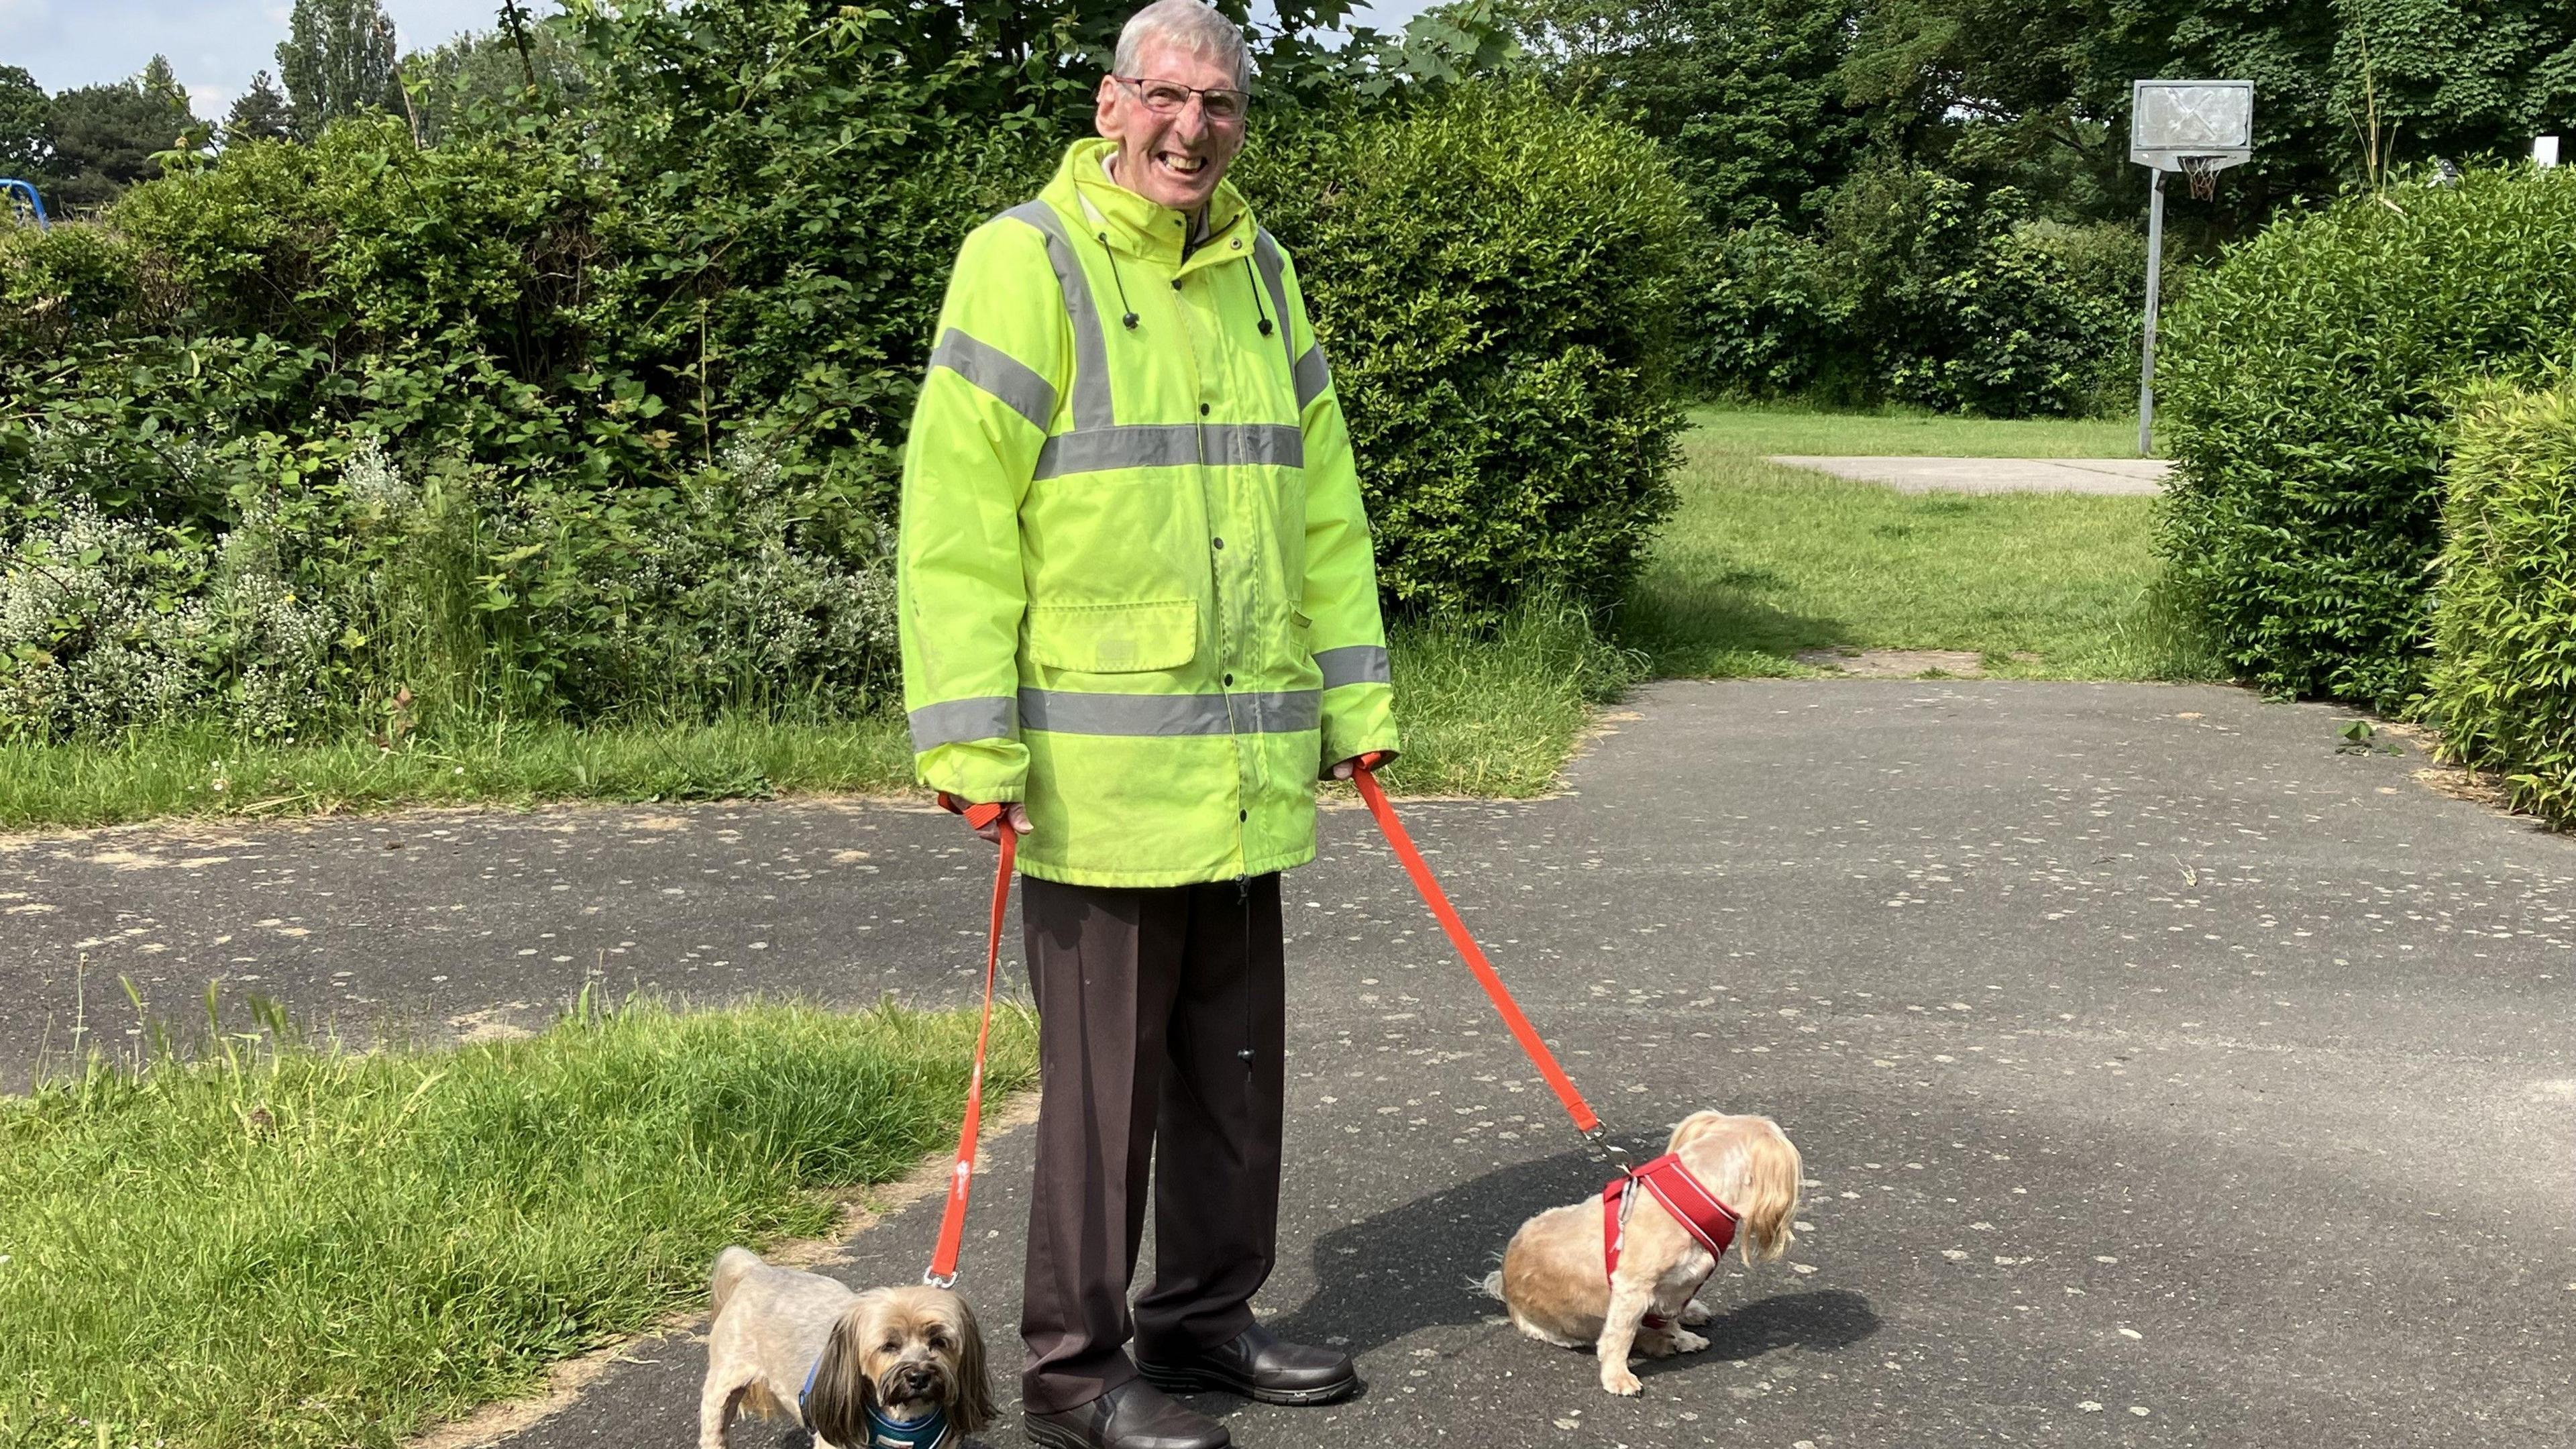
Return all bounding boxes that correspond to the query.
[0,66,48,181]
[224,72,295,147]
[38,75,196,212]
[277,0,401,140]
[400,21,590,146]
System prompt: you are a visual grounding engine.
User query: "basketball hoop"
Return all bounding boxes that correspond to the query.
[2128,78,2255,458]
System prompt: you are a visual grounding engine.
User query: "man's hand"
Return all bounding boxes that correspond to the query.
[969,802,1032,845]
[938,793,1033,844]
[1326,751,1396,782]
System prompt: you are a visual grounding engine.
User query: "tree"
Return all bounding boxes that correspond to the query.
[402,17,592,145]
[138,54,192,117]
[43,74,195,211]
[1497,0,1868,229]
[277,0,400,139]
[1831,0,2576,231]
[224,71,295,146]
[0,66,49,180]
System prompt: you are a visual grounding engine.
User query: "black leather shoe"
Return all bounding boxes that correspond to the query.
[1024,1378,1230,1449]
[1137,1323,1359,1406]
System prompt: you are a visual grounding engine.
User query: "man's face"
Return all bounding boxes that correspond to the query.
[1094,39,1244,213]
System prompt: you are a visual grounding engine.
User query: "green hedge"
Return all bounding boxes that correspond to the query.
[1687,168,2148,419]
[2156,166,2576,711]
[1252,85,1694,616]
[2427,379,2576,824]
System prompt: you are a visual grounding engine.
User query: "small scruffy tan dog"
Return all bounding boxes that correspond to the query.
[1487,1111,1801,1395]
[698,1246,994,1448]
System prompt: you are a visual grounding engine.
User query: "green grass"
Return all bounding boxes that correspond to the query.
[1689,400,2149,459]
[1378,597,1639,796]
[1625,432,2222,681]
[0,715,918,833]
[0,996,1036,1449]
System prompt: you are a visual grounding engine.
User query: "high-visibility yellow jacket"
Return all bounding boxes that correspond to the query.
[898,139,1400,888]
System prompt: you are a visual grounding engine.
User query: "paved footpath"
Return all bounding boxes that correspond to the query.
[6,682,2574,1446]
[1768,457,2171,494]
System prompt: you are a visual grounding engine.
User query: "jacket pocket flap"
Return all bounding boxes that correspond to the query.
[1026,599,1199,674]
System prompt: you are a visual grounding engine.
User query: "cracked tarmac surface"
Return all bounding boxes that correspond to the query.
[5,681,2572,1446]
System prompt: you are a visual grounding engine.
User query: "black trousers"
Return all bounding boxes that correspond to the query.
[1016,872,1287,1414]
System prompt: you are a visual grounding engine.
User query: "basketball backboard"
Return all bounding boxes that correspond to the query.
[2131,80,2254,172]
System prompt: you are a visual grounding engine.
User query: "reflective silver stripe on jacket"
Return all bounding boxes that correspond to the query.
[929,328,1056,431]
[1032,423,1303,480]
[1293,344,1331,411]
[1251,229,1299,380]
[1002,201,1114,429]
[909,695,1018,753]
[1018,688,1321,735]
[1313,644,1391,689]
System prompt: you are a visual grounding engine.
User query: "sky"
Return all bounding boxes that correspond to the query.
[0,1,1444,119]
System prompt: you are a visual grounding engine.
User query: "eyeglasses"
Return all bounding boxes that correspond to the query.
[1112,74,1249,123]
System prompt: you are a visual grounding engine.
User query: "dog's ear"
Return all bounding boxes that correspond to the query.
[1734,1120,1805,1264]
[948,1294,996,1434]
[1665,1110,1725,1154]
[805,1298,877,1448]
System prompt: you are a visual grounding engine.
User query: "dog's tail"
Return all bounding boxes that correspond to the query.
[709,1245,764,1315]
[1731,1118,1803,1264]
[1478,1269,1507,1303]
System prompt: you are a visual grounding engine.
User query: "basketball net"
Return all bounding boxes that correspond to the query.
[2180,154,2221,201]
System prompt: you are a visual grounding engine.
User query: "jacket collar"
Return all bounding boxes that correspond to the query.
[1048,138,1254,270]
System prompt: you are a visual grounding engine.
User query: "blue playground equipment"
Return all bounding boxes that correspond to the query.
[2,178,50,229]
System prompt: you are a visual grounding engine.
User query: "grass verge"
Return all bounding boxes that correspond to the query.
[1689,400,2147,459]
[0,715,917,833]
[1379,596,1641,796]
[0,996,1035,1449]
[1627,433,2222,681]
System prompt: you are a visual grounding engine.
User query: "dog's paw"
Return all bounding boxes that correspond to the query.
[1679,1299,1713,1328]
[1600,1364,1643,1396]
[1637,1332,1680,1360]
[1672,1328,1711,1354]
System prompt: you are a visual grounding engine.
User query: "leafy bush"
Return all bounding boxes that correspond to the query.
[2157,166,2576,710]
[1251,85,1695,615]
[1,7,1680,738]
[2426,379,2576,824]
[0,429,900,743]
[1688,168,2148,418]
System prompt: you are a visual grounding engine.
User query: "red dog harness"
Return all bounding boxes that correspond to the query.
[1603,1154,1741,1330]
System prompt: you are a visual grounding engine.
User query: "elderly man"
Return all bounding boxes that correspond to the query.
[895,2,1400,1446]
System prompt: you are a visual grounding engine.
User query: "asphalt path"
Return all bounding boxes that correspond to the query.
[6,681,2573,1446]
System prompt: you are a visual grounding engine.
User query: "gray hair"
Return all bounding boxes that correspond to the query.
[1114,0,1250,89]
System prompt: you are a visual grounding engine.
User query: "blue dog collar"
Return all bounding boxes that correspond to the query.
[796,1354,948,1448]
[865,1404,950,1448]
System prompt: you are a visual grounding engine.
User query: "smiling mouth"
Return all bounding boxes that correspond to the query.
[1155,150,1210,179]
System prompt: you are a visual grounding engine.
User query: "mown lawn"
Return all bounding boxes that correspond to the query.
[0,998,1036,1449]
[1623,408,2220,682]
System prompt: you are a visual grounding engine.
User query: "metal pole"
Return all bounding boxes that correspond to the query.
[2138,168,2165,458]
